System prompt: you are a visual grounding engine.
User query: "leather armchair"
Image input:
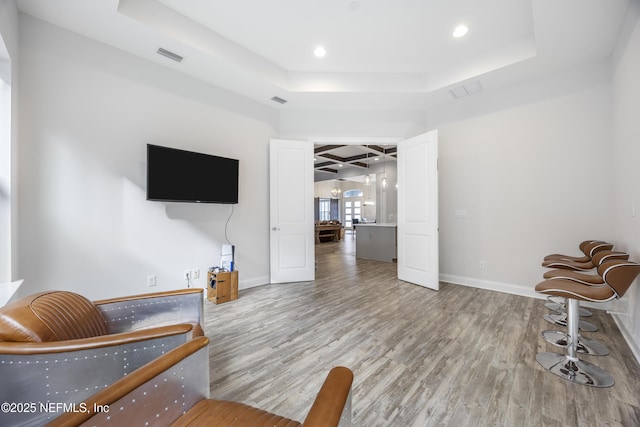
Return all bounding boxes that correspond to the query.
[47,336,354,427]
[0,288,204,426]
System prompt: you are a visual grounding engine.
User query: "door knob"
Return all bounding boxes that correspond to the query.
[272,227,280,231]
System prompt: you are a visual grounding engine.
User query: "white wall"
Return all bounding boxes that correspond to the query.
[437,83,614,296]
[280,109,426,140]
[611,3,640,359]
[16,15,278,299]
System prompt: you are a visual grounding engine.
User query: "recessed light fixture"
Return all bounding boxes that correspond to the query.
[348,1,360,11]
[452,25,469,38]
[314,46,326,58]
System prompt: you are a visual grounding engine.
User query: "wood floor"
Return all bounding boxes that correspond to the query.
[203,238,640,426]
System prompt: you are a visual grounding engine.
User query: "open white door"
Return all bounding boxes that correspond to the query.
[269,139,315,284]
[397,130,439,290]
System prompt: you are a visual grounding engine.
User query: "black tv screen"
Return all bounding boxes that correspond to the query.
[146,144,239,204]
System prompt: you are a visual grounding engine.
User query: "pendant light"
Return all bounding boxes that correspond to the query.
[381,148,388,189]
[330,180,341,197]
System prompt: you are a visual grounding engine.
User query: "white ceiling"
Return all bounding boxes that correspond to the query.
[16,0,630,110]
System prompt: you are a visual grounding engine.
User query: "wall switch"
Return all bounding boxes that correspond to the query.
[192,269,200,279]
[147,275,157,287]
[454,209,467,218]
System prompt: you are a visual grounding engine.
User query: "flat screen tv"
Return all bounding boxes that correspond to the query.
[146,144,239,204]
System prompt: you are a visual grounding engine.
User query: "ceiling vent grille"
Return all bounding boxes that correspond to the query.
[270,96,288,104]
[449,81,483,99]
[157,47,183,63]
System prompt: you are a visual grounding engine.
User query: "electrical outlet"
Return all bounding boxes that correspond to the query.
[479,261,486,270]
[147,275,157,287]
[192,269,200,279]
[184,270,191,280]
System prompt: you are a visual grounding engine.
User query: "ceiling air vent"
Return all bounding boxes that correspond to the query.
[157,47,183,63]
[449,81,483,99]
[270,96,288,104]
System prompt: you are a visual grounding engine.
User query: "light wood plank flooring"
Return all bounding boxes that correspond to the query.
[204,238,640,426]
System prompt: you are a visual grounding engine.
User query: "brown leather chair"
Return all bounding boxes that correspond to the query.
[47,336,354,427]
[535,259,640,387]
[0,288,204,426]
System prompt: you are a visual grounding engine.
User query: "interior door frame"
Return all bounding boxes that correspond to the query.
[308,135,438,289]
[309,136,404,265]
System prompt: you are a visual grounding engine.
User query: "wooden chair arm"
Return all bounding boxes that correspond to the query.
[0,324,195,354]
[93,288,203,305]
[303,366,354,427]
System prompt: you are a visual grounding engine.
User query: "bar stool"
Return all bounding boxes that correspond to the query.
[542,247,626,271]
[543,241,614,317]
[542,250,629,320]
[540,258,614,355]
[543,240,606,262]
[535,260,640,387]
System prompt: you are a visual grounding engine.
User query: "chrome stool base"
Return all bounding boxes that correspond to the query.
[543,313,598,332]
[536,352,614,387]
[541,330,609,356]
[544,302,592,317]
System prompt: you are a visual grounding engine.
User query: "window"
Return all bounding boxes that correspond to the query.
[343,199,362,229]
[0,53,11,282]
[343,189,363,198]
[319,198,331,221]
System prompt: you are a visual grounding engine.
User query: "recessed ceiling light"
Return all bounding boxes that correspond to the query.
[314,46,326,58]
[452,25,469,38]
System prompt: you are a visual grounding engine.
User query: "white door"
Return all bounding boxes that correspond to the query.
[269,139,315,283]
[397,130,439,290]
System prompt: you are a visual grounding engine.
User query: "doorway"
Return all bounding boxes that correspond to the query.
[271,132,439,290]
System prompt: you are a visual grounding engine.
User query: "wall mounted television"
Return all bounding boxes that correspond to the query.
[146,144,239,204]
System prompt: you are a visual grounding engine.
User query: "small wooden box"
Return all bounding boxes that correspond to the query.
[207,270,238,304]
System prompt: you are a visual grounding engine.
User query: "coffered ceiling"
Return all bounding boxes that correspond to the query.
[16,0,630,111]
[314,144,395,176]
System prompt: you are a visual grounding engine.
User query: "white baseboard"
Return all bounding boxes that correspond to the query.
[611,313,640,365]
[439,274,543,300]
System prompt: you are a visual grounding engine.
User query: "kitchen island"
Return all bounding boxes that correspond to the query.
[354,223,397,262]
